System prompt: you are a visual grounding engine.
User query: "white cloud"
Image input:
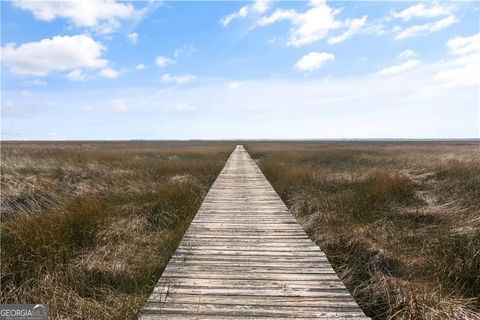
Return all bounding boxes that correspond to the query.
[155,56,175,67]
[161,73,196,85]
[392,3,452,21]
[135,64,146,70]
[98,67,120,79]
[328,16,367,44]
[398,49,417,60]
[435,33,480,88]
[221,6,248,26]
[377,59,420,76]
[12,0,136,34]
[258,0,366,47]
[127,32,138,44]
[447,33,480,55]
[1,35,107,76]
[66,69,89,81]
[220,0,272,26]
[110,99,127,112]
[20,90,34,97]
[258,9,297,26]
[252,0,271,15]
[294,52,335,72]
[258,1,340,46]
[395,15,458,40]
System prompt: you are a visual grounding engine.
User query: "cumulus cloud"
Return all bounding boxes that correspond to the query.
[1,35,107,76]
[395,15,458,40]
[127,32,138,44]
[12,0,137,34]
[110,99,127,112]
[155,56,175,67]
[391,3,452,21]
[377,59,420,76]
[258,1,341,46]
[251,0,272,15]
[294,52,335,72]
[135,64,146,70]
[258,0,367,46]
[220,0,272,26]
[161,73,196,85]
[98,67,120,78]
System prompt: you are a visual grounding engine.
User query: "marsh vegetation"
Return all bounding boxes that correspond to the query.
[2,141,479,319]
[1,141,233,319]
[247,141,480,320]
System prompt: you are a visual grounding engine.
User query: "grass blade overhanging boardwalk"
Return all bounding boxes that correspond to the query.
[140,145,368,319]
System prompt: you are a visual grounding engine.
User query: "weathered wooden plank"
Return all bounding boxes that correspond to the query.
[165,262,333,269]
[153,279,350,290]
[144,303,366,316]
[147,293,360,306]
[177,240,317,245]
[160,273,342,281]
[173,246,321,252]
[169,256,330,263]
[173,250,325,257]
[151,286,354,297]
[139,145,368,319]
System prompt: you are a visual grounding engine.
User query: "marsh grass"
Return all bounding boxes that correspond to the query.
[247,141,480,320]
[2,141,479,319]
[1,141,233,319]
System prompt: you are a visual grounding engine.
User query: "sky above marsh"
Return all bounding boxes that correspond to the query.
[1,0,479,140]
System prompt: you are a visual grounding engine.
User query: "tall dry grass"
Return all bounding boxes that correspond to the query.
[246,141,480,320]
[1,141,234,319]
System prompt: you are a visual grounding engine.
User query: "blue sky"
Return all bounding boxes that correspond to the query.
[1,0,479,140]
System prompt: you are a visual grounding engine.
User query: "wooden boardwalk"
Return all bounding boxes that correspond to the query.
[140,145,368,319]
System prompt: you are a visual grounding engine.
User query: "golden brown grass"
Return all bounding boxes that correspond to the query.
[246,141,480,320]
[1,141,234,319]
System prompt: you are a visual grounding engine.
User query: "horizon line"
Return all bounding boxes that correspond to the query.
[2,138,480,143]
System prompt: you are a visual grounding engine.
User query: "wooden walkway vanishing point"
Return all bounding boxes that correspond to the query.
[140,145,368,319]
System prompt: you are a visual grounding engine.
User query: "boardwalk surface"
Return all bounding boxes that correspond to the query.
[140,145,368,319]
